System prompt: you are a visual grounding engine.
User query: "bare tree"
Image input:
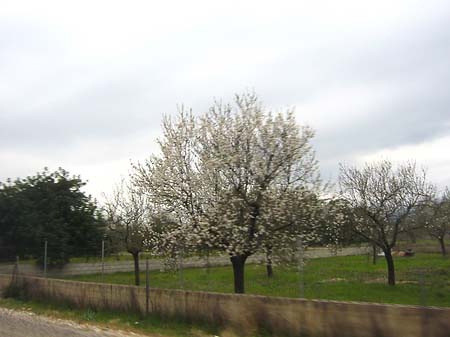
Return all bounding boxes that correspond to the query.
[417,188,450,256]
[104,179,149,286]
[339,160,434,285]
[132,93,325,293]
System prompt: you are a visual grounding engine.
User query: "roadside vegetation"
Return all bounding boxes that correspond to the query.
[67,253,450,307]
[0,168,105,266]
[0,297,223,337]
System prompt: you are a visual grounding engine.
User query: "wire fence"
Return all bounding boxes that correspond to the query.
[1,241,449,308]
[2,269,448,337]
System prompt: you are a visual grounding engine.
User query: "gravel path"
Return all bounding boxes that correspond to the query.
[0,307,150,337]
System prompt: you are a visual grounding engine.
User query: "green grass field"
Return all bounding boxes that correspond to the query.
[67,253,450,307]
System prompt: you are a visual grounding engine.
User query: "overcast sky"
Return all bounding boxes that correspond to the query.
[1,0,450,200]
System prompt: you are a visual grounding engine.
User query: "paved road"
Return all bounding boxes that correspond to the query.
[0,308,149,337]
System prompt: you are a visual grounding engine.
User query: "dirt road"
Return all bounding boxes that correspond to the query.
[0,307,149,337]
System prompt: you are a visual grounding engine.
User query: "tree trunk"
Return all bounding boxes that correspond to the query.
[372,244,377,265]
[230,255,247,293]
[266,262,274,278]
[439,238,447,256]
[266,247,274,278]
[132,251,140,286]
[384,249,395,286]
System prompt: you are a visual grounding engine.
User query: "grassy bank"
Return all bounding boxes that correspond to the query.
[67,253,450,307]
[0,297,223,337]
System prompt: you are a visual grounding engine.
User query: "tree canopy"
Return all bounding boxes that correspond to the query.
[339,160,434,285]
[0,168,105,265]
[104,179,154,285]
[414,188,450,256]
[132,93,327,293]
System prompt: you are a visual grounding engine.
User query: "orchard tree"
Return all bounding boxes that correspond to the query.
[133,93,325,293]
[104,179,181,284]
[260,188,329,277]
[417,189,450,256]
[104,179,150,285]
[145,212,191,271]
[339,160,434,285]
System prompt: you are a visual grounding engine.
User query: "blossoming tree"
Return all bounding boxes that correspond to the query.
[132,93,324,293]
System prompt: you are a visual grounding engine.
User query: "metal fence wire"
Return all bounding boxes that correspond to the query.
[1,241,449,308]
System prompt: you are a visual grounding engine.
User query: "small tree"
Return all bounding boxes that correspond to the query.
[417,189,450,256]
[133,93,324,293]
[104,180,149,285]
[339,160,433,285]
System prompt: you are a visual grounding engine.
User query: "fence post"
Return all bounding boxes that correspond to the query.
[146,257,150,316]
[297,237,304,298]
[14,255,19,275]
[419,272,427,306]
[179,245,184,289]
[44,240,48,278]
[206,248,211,291]
[101,240,105,282]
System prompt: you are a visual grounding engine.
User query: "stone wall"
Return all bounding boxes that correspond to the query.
[1,274,448,337]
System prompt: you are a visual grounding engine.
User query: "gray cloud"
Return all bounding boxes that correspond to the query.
[1,0,450,196]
